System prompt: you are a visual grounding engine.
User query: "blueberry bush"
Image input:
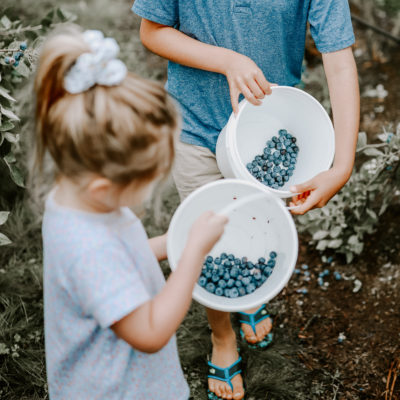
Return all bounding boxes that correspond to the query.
[296,125,400,263]
[0,9,75,244]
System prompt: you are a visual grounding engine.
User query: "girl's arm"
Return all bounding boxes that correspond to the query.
[290,47,360,214]
[148,233,167,261]
[112,211,228,353]
[139,19,273,114]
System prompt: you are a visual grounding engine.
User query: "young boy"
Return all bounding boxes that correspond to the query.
[132,1,359,399]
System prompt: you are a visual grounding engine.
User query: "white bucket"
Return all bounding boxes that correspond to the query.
[216,86,335,198]
[167,179,298,312]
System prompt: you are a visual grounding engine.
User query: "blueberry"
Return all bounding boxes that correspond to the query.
[287,170,293,177]
[13,60,19,67]
[272,136,279,143]
[4,57,11,64]
[14,51,24,61]
[279,129,287,136]
[211,274,219,283]
[230,267,239,278]
[273,158,280,166]
[215,287,224,296]
[224,261,233,268]
[226,279,235,288]
[205,271,212,279]
[291,137,297,143]
[223,272,230,281]
[267,259,276,268]
[261,154,268,161]
[270,251,277,259]
[228,254,234,261]
[293,146,299,153]
[230,287,239,298]
[237,274,243,281]
[242,277,251,286]
[238,287,246,296]
[273,151,280,159]
[258,257,266,264]
[301,264,309,270]
[221,253,228,260]
[235,280,243,287]
[224,288,231,297]
[283,175,289,182]
[334,272,342,281]
[280,149,287,155]
[263,268,272,277]
[218,268,225,277]
[253,271,262,280]
[242,269,250,277]
[198,276,207,287]
[246,283,256,294]
[20,42,27,51]
[246,163,252,170]
[218,279,227,288]
[260,275,267,284]
[206,256,213,263]
[214,257,221,265]
[206,282,216,293]
[276,142,282,150]
[262,165,268,171]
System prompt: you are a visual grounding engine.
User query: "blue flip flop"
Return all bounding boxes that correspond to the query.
[207,356,243,400]
[238,304,273,349]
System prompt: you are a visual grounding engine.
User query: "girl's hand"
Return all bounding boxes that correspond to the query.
[224,52,275,115]
[289,167,351,215]
[188,211,228,256]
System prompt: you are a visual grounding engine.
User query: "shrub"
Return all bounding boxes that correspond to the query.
[296,125,400,263]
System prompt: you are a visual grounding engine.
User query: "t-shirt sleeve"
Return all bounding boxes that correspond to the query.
[308,0,355,53]
[70,241,151,329]
[131,0,179,27]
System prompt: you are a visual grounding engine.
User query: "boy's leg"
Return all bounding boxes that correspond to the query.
[172,140,270,398]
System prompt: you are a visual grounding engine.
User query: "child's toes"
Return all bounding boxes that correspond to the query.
[241,325,257,343]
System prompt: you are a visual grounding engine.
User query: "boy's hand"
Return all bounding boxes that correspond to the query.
[289,167,351,215]
[188,211,228,256]
[224,52,274,115]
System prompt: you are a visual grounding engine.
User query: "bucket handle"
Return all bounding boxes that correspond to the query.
[217,192,300,216]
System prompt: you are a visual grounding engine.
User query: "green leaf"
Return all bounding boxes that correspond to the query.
[316,240,328,251]
[0,211,9,225]
[330,226,342,238]
[345,251,354,264]
[357,131,367,149]
[366,209,377,220]
[313,230,329,240]
[0,15,12,29]
[363,148,384,157]
[4,132,19,143]
[56,8,76,22]
[4,157,24,187]
[0,106,19,121]
[0,87,16,103]
[328,239,343,249]
[15,62,31,78]
[0,121,14,132]
[348,235,360,246]
[0,232,11,246]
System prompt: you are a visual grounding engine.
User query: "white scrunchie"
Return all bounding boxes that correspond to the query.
[64,30,127,94]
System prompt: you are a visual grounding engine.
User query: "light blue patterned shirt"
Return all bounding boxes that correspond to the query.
[43,189,189,400]
[132,0,355,152]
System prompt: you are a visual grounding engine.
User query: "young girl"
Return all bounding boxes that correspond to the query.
[34,27,227,400]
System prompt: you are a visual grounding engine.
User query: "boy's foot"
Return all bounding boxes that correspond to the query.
[208,332,245,400]
[240,306,272,344]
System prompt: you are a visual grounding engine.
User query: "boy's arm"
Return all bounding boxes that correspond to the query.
[140,19,273,114]
[148,233,168,261]
[290,47,359,214]
[112,212,228,353]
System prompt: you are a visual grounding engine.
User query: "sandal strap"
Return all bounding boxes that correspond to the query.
[238,304,270,335]
[207,357,242,391]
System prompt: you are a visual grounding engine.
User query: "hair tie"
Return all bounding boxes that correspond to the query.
[64,30,127,94]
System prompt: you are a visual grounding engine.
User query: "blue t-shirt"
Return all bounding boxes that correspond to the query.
[132,0,355,153]
[43,189,189,400]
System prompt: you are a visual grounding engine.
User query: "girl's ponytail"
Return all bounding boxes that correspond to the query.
[34,27,89,171]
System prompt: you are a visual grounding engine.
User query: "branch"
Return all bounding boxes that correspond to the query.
[351,13,400,44]
[0,25,42,36]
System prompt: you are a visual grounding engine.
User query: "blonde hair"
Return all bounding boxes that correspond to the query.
[34,26,178,187]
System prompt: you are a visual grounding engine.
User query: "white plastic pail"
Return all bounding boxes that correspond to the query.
[167,179,298,312]
[216,86,335,198]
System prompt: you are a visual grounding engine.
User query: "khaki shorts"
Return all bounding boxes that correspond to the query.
[172,140,223,201]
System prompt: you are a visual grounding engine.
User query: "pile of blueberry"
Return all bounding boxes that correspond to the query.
[198,251,277,298]
[246,129,299,189]
[3,42,27,68]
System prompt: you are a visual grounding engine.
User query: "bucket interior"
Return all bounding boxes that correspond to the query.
[167,180,298,312]
[234,87,335,192]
